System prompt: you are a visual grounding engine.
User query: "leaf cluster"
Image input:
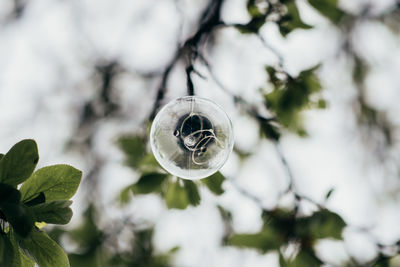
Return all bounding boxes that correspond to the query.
[237,0,313,37]
[0,139,82,267]
[227,208,346,266]
[264,65,325,135]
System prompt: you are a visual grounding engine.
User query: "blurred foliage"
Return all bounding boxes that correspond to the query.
[117,135,226,210]
[307,0,346,23]
[278,0,312,36]
[227,208,345,265]
[0,140,82,267]
[264,65,324,135]
[352,56,394,149]
[48,205,178,267]
[237,0,313,36]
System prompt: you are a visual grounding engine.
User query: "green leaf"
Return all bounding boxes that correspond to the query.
[2,204,34,238]
[279,0,312,37]
[0,233,19,266]
[20,164,82,203]
[24,192,46,207]
[19,229,70,267]
[201,172,225,195]
[8,230,35,267]
[227,226,283,253]
[183,180,200,206]
[30,200,73,225]
[0,153,4,160]
[296,209,346,240]
[307,0,345,24]
[165,180,189,209]
[0,182,20,204]
[0,139,39,186]
[0,234,3,260]
[0,183,34,237]
[20,250,35,267]
[132,173,168,195]
[118,135,147,169]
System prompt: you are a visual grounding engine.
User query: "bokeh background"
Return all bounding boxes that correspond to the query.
[1,0,400,266]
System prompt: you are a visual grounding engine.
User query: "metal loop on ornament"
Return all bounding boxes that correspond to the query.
[177,112,225,166]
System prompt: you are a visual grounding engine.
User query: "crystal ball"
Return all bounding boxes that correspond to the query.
[150,96,234,180]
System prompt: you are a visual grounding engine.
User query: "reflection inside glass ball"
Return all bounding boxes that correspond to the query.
[150,96,234,180]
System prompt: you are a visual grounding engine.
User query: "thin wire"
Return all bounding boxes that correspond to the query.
[177,112,225,166]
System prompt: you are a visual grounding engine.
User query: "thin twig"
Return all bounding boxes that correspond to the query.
[148,0,225,120]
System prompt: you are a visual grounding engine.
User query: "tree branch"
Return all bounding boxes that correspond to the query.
[148,0,225,120]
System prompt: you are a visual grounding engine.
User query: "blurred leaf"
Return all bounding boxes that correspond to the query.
[118,135,147,169]
[296,209,346,240]
[353,56,368,85]
[236,18,267,34]
[20,164,82,203]
[132,173,169,195]
[138,153,162,173]
[19,229,69,267]
[167,246,180,254]
[227,225,283,253]
[265,65,323,132]
[279,252,288,267]
[30,200,73,225]
[247,0,265,17]
[317,99,327,109]
[165,180,189,209]
[289,248,323,267]
[279,0,312,37]
[118,184,134,205]
[0,139,38,186]
[307,0,345,24]
[374,254,390,267]
[236,0,269,33]
[201,172,225,195]
[68,205,103,249]
[183,180,201,206]
[0,153,4,160]
[325,188,334,200]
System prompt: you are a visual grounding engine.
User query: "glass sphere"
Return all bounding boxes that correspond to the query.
[150,96,234,180]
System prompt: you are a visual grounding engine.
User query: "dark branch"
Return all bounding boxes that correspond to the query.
[148,0,225,120]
